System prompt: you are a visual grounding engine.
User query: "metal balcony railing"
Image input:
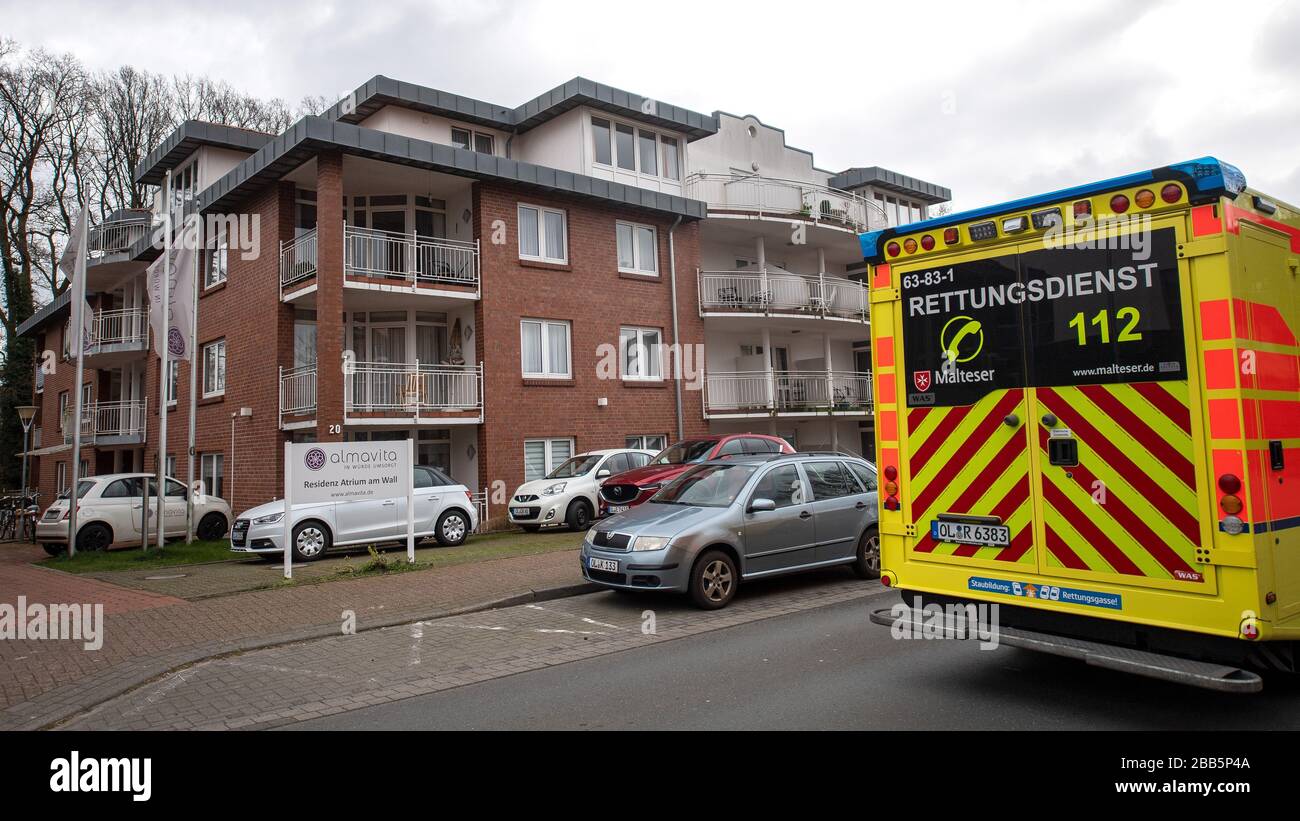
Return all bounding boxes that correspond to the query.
[88,308,149,350]
[344,225,479,290]
[684,173,887,232]
[62,399,148,443]
[346,361,483,419]
[698,270,869,321]
[280,229,318,289]
[704,371,873,417]
[279,364,317,426]
[88,215,153,257]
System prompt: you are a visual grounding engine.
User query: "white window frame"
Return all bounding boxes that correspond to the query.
[56,461,66,495]
[619,326,663,381]
[206,231,228,288]
[616,221,658,275]
[517,204,568,264]
[524,438,575,482]
[165,359,179,406]
[202,339,226,398]
[201,452,224,499]
[520,319,572,379]
[451,127,495,155]
[626,434,668,451]
[590,115,683,182]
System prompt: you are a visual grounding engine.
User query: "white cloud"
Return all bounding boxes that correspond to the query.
[4,0,1297,207]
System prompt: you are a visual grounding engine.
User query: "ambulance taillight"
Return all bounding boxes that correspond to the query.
[883,465,900,511]
[1218,474,1244,516]
[1110,194,1130,213]
[1160,183,1182,203]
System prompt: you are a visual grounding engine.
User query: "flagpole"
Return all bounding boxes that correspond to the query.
[156,170,171,552]
[66,201,89,558]
[186,230,199,544]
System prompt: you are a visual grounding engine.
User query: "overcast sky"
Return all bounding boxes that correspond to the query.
[6,0,1299,210]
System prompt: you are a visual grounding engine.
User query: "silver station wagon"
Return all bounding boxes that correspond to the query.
[581,453,880,608]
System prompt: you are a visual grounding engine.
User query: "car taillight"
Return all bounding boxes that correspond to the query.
[465,491,474,503]
[1161,183,1182,203]
[1134,188,1156,208]
[1110,194,1130,214]
[61,507,71,520]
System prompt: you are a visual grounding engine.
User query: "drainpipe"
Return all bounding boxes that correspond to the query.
[668,215,684,441]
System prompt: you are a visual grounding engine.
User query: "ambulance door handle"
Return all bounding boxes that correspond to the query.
[1003,414,1020,428]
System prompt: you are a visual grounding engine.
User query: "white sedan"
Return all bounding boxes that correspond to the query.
[36,473,233,556]
[509,449,656,532]
[231,464,479,562]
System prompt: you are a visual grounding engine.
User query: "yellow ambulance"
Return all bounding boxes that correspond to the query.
[861,158,1298,691]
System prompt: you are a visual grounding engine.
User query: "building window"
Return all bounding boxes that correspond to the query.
[637,130,658,176]
[520,319,571,378]
[620,326,662,381]
[165,454,176,478]
[614,123,635,171]
[164,360,179,406]
[202,340,226,397]
[58,391,68,431]
[616,222,658,275]
[626,434,667,452]
[201,453,224,499]
[524,438,573,482]
[517,204,567,264]
[591,117,612,165]
[206,232,228,288]
[661,136,680,181]
[452,127,494,155]
[592,116,682,182]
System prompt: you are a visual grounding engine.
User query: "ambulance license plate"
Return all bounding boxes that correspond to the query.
[930,520,1010,547]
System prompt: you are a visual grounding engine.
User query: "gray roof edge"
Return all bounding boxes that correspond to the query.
[17,289,72,337]
[134,120,275,185]
[828,166,952,203]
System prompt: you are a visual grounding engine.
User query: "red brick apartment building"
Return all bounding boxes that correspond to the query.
[18,76,948,530]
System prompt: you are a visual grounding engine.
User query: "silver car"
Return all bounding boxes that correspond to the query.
[581,453,879,609]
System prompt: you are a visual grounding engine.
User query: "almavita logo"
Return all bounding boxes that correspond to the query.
[167,327,186,357]
[304,447,327,471]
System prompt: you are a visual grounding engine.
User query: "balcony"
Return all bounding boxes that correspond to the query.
[62,400,148,445]
[279,362,484,427]
[85,308,149,365]
[704,371,872,419]
[280,225,480,301]
[279,365,317,429]
[698,270,869,323]
[684,174,886,233]
[89,213,153,258]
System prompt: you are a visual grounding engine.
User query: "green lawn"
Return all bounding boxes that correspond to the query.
[38,539,243,574]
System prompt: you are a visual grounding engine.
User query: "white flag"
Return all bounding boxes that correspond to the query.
[146,244,196,361]
[58,206,94,358]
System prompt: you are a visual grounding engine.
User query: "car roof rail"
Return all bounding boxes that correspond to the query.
[795,451,864,458]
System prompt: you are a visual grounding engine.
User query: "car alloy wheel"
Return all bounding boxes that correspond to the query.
[437,511,467,546]
[701,560,733,602]
[295,525,326,559]
[852,528,881,580]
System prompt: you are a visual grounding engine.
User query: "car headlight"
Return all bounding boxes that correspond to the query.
[543,482,567,496]
[252,512,284,525]
[632,535,671,552]
[584,528,596,545]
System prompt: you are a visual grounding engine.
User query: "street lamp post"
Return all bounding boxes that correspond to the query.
[16,405,37,496]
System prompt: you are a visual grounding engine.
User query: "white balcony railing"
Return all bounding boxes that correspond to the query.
[684,173,887,232]
[89,308,149,350]
[88,215,153,257]
[62,399,148,443]
[346,361,483,419]
[704,371,872,417]
[698,270,869,321]
[279,364,317,426]
[344,225,479,290]
[280,228,318,289]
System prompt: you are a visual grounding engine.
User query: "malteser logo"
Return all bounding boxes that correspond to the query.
[913,370,932,392]
[50,751,151,802]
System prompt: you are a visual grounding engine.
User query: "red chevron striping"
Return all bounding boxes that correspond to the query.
[1044,524,1090,570]
[1130,382,1191,435]
[995,524,1034,562]
[909,403,974,476]
[1040,477,1144,576]
[907,407,931,434]
[912,390,1025,519]
[1076,385,1196,488]
[951,475,1030,558]
[1038,388,1200,544]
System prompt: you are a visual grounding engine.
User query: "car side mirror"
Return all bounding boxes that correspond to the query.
[597,469,610,478]
[748,498,776,513]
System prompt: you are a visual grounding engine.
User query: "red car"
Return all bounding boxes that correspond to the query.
[598,434,795,515]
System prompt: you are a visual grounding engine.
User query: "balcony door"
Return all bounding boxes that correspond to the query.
[351,316,407,411]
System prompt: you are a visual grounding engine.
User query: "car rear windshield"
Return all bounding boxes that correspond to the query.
[58,480,97,500]
[650,440,716,466]
[652,464,757,507]
[547,455,602,479]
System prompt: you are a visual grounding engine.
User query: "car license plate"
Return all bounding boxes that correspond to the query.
[511,507,531,517]
[930,520,1011,547]
[608,505,629,514]
[588,557,618,573]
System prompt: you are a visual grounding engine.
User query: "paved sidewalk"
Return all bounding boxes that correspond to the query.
[0,541,590,730]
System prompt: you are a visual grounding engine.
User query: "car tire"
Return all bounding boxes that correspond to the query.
[76,523,112,553]
[42,543,65,557]
[291,521,331,562]
[689,549,738,610]
[565,499,592,532]
[851,526,881,580]
[519,524,540,533]
[196,512,228,541]
[435,509,469,547]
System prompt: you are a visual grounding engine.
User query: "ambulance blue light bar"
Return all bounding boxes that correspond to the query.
[859,156,1246,263]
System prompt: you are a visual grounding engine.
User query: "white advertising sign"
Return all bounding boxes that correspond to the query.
[282,440,415,579]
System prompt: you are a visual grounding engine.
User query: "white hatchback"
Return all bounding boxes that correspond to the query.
[509,449,656,531]
[231,465,479,562]
[37,473,233,556]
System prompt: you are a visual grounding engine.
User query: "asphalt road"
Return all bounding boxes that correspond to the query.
[291,592,1300,731]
